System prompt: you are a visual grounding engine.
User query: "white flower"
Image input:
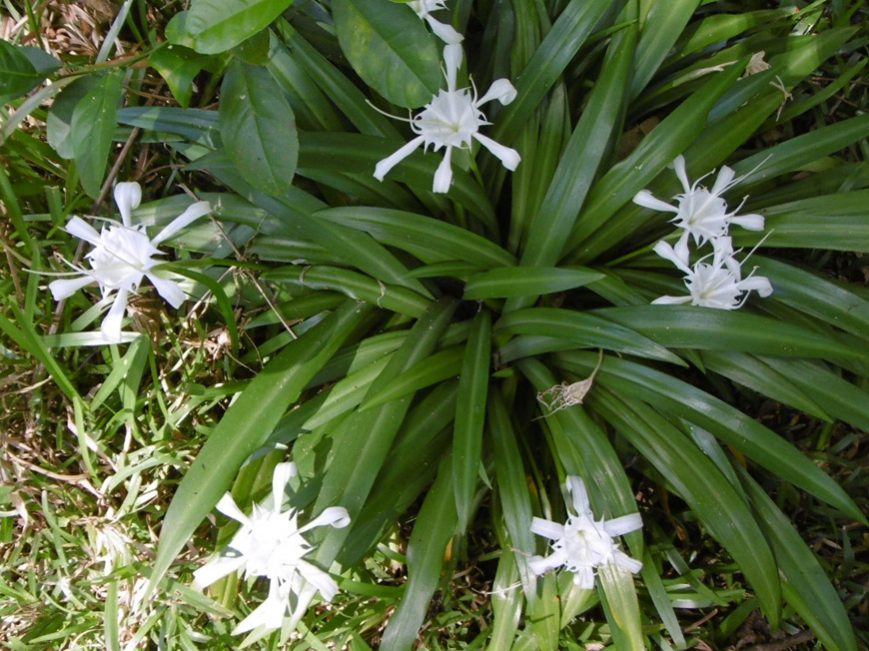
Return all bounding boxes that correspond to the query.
[633,155,765,250]
[652,236,773,309]
[408,0,463,44]
[193,462,350,635]
[49,182,211,343]
[529,476,642,589]
[374,43,520,193]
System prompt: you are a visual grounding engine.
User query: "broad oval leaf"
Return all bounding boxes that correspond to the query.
[332,0,441,108]
[166,0,294,54]
[219,59,298,196]
[70,71,123,198]
[0,39,41,101]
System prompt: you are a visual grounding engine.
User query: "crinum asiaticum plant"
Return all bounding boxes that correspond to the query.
[52,0,865,648]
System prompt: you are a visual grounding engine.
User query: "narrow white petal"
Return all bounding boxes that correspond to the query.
[477,79,517,106]
[530,516,565,540]
[473,133,521,171]
[113,182,142,227]
[285,581,318,633]
[299,506,351,534]
[374,136,425,181]
[673,155,690,193]
[146,272,187,309]
[612,552,643,575]
[298,560,340,601]
[529,550,568,576]
[65,216,102,246]
[432,147,454,193]
[730,213,765,231]
[573,566,596,589]
[215,493,251,526]
[100,289,128,343]
[652,294,692,305]
[632,190,678,214]
[232,581,287,634]
[270,462,297,510]
[739,275,773,297]
[152,201,211,245]
[566,476,591,515]
[49,275,93,300]
[443,43,463,90]
[192,554,246,589]
[602,513,643,537]
[711,165,736,195]
[426,15,463,44]
[652,240,691,275]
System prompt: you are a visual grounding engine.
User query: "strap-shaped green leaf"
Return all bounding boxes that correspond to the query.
[594,306,861,361]
[497,307,684,365]
[332,0,441,108]
[380,455,456,651]
[315,207,514,267]
[740,469,858,651]
[453,310,491,531]
[598,564,644,651]
[733,193,869,252]
[362,347,464,409]
[265,265,432,318]
[339,382,457,567]
[556,351,864,523]
[590,387,781,626]
[568,61,744,258]
[492,0,617,141]
[630,0,701,98]
[512,15,635,282]
[148,300,371,594]
[464,267,603,299]
[489,391,538,597]
[219,59,298,196]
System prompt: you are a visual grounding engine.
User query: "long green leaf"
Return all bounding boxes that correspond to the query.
[630,0,701,97]
[362,347,463,409]
[492,0,617,141]
[594,306,861,360]
[556,351,864,523]
[453,310,491,531]
[497,307,684,365]
[148,300,371,593]
[380,455,456,651]
[590,388,781,625]
[740,469,858,651]
[464,267,603,300]
[314,207,514,267]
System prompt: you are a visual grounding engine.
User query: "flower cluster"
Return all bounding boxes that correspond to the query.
[529,476,642,589]
[633,156,772,309]
[49,182,211,342]
[375,4,520,193]
[193,462,350,635]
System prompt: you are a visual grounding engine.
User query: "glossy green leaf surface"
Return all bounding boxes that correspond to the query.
[332,0,441,108]
[69,71,122,197]
[219,60,298,196]
[166,0,294,54]
[464,267,603,299]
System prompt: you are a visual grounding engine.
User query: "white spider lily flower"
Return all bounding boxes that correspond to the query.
[529,476,642,589]
[374,43,520,193]
[653,236,773,309]
[633,155,765,249]
[49,182,211,343]
[408,0,463,44]
[193,462,350,635]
